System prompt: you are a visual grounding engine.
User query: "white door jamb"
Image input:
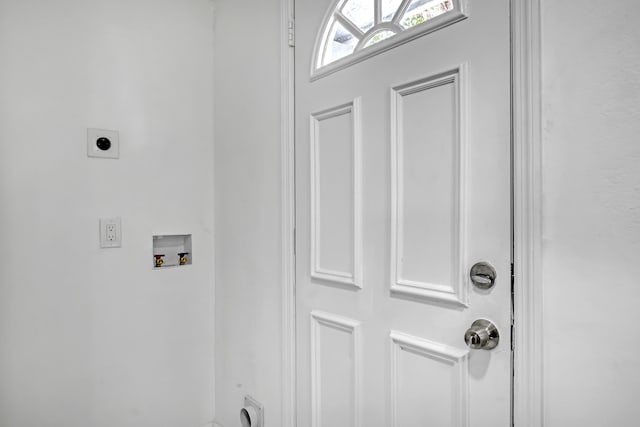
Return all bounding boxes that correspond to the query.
[511,0,544,426]
[281,1,296,427]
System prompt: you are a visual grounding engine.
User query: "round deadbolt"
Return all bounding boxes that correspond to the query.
[470,262,497,290]
[464,319,499,350]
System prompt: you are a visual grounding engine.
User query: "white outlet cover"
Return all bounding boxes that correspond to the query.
[100,217,121,248]
[87,128,119,159]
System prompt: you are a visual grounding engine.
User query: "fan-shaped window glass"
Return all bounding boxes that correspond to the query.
[342,0,376,32]
[325,21,359,64]
[364,30,396,47]
[400,0,453,29]
[313,0,467,78]
[381,0,404,22]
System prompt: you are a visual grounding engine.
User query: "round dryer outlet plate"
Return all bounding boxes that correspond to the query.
[242,395,264,427]
[87,128,119,159]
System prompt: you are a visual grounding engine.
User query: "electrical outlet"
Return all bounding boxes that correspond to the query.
[100,217,121,248]
[106,224,116,242]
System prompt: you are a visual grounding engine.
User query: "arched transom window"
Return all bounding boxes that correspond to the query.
[313,0,467,78]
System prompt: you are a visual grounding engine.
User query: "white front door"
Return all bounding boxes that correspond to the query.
[295,1,512,426]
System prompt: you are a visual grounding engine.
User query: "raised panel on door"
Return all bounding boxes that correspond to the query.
[310,311,362,427]
[390,331,469,427]
[390,67,467,306]
[310,101,362,288]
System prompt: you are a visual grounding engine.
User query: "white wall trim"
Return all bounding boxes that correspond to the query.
[281,0,296,426]
[511,0,543,426]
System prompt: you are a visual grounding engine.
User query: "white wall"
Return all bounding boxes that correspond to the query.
[0,1,216,426]
[541,1,640,425]
[213,0,284,426]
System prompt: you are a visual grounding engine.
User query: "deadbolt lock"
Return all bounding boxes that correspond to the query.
[470,261,497,290]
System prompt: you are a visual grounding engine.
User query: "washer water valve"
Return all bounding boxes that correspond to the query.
[154,254,165,268]
[152,234,192,268]
[178,252,190,265]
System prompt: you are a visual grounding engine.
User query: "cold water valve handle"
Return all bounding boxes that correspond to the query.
[178,252,189,265]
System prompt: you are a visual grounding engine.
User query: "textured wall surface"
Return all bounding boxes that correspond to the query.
[0,1,216,426]
[213,0,284,426]
[541,1,640,425]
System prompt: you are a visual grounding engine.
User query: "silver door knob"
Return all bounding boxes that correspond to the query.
[464,319,499,350]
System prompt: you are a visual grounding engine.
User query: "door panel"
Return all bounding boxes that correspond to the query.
[295,1,512,426]
[390,331,469,427]
[310,311,362,427]
[390,69,466,305]
[310,101,362,288]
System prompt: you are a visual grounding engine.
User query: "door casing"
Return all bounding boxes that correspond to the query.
[278,1,543,426]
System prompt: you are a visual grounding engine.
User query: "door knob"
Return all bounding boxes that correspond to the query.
[464,319,499,350]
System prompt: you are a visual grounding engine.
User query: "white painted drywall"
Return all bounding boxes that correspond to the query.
[541,1,640,425]
[213,0,284,426]
[0,1,215,426]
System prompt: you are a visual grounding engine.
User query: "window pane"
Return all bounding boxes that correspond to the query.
[323,21,359,66]
[341,0,375,32]
[381,0,403,22]
[364,30,396,47]
[400,0,453,29]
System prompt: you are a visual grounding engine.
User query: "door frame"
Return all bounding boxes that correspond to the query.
[510,1,543,426]
[279,1,543,425]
